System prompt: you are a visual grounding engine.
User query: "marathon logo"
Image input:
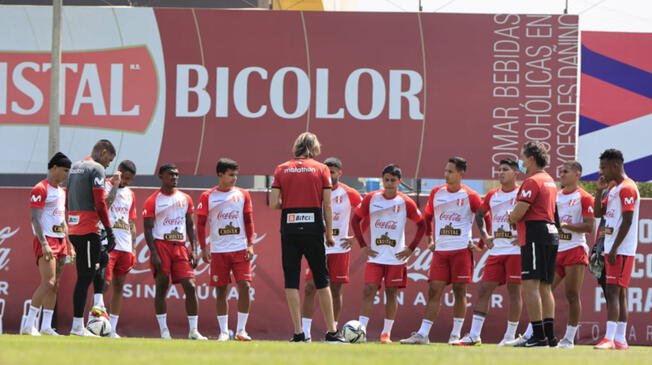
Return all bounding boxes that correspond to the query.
[283,167,317,174]
[287,213,315,223]
[0,46,157,133]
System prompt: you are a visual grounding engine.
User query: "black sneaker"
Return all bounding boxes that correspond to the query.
[547,337,559,347]
[324,330,347,344]
[290,332,307,342]
[524,337,550,348]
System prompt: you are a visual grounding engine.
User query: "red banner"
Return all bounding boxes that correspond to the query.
[153,10,579,178]
[2,188,649,344]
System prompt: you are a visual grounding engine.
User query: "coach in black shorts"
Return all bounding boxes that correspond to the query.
[270,132,345,343]
[509,141,559,347]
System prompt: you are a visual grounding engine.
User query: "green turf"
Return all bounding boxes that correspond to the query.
[0,335,649,364]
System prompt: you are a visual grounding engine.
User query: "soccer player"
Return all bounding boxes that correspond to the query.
[352,164,425,344]
[593,149,639,350]
[553,161,595,348]
[143,164,206,340]
[102,160,138,338]
[197,158,255,341]
[508,141,559,348]
[23,152,72,336]
[269,132,345,343]
[401,157,482,345]
[302,157,362,341]
[455,158,521,346]
[67,140,116,336]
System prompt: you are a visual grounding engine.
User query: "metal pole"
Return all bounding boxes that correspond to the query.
[48,0,62,158]
[564,0,569,14]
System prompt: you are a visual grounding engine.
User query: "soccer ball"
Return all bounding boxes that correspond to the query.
[342,320,366,343]
[87,316,112,337]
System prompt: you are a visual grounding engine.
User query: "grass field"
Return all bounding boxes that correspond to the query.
[0,335,650,364]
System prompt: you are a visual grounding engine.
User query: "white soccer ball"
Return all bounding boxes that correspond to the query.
[87,316,112,337]
[342,320,366,343]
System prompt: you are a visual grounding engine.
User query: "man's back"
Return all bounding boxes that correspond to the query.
[67,157,106,235]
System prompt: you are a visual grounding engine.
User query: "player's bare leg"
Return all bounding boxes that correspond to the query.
[557,265,584,347]
[457,281,498,345]
[331,282,344,324]
[316,286,337,333]
[154,271,171,339]
[301,278,317,339]
[380,286,399,343]
[285,289,303,334]
[235,280,252,341]
[108,275,127,337]
[358,282,379,334]
[180,277,206,339]
[400,280,445,344]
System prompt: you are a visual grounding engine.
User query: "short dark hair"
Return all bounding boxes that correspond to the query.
[158,163,177,175]
[499,158,519,171]
[599,149,624,163]
[216,158,239,174]
[563,160,583,173]
[382,164,402,179]
[323,157,342,169]
[522,141,550,168]
[92,139,116,155]
[48,152,71,169]
[448,156,467,172]
[118,160,137,175]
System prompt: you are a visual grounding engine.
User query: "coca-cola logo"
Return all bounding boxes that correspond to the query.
[494,213,510,223]
[162,216,184,226]
[375,220,398,230]
[217,210,239,220]
[111,205,131,215]
[53,208,65,217]
[439,212,462,222]
[0,46,157,132]
[131,231,268,275]
[561,215,573,224]
[333,211,341,222]
[0,226,19,271]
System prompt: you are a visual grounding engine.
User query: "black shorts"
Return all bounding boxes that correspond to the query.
[281,234,328,290]
[521,221,559,284]
[69,233,102,272]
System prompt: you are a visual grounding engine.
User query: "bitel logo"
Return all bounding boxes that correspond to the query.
[0,226,20,271]
[0,46,157,133]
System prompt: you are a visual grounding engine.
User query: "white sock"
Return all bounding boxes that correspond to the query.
[615,322,627,343]
[109,314,119,333]
[156,313,168,331]
[217,315,229,334]
[524,322,533,339]
[605,321,617,341]
[451,317,464,338]
[504,321,519,340]
[302,317,312,337]
[188,315,198,331]
[358,315,369,328]
[417,319,433,338]
[382,319,394,335]
[237,312,249,333]
[93,293,105,307]
[564,325,578,342]
[72,316,84,330]
[40,309,54,330]
[469,314,485,339]
[26,305,39,329]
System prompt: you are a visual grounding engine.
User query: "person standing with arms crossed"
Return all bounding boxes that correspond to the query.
[269,132,345,343]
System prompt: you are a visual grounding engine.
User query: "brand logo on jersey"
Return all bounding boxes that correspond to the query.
[375,232,397,247]
[456,198,465,206]
[333,211,341,222]
[216,210,240,221]
[559,231,572,240]
[67,215,80,225]
[334,195,344,204]
[588,206,594,213]
[283,167,317,174]
[493,227,513,238]
[439,223,461,236]
[561,215,573,224]
[568,199,578,206]
[393,205,400,213]
[439,212,462,222]
[52,223,65,234]
[197,202,203,210]
[624,197,635,205]
[30,195,42,203]
[94,177,104,186]
[604,226,614,235]
[218,222,241,236]
[0,47,157,133]
[332,228,340,236]
[162,216,185,226]
[375,220,398,230]
[287,213,315,223]
[112,218,130,231]
[494,213,510,223]
[521,190,532,198]
[163,227,184,241]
